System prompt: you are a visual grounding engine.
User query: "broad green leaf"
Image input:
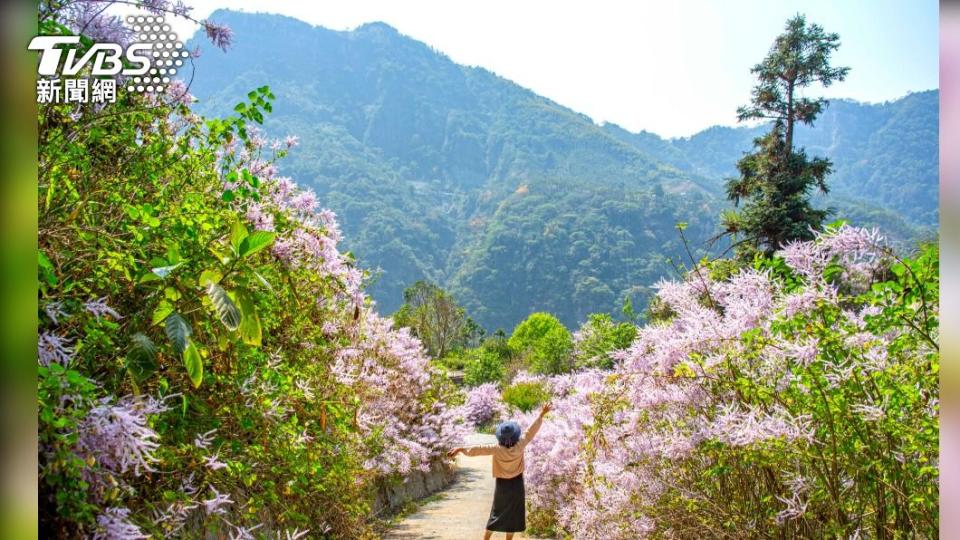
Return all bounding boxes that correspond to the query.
[207,283,241,331]
[239,231,276,258]
[163,287,181,301]
[165,242,182,264]
[198,269,222,288]
[164,312,191,355]
[125,333,158,383]
[239,293,262,347]
[183,339,203,388]
[230,221,249,257]
[152,301,174,326]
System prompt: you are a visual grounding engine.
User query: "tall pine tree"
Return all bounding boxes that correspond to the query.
[722,15,850,257]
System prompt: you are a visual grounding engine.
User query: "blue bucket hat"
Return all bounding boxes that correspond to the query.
[495,421,522,448]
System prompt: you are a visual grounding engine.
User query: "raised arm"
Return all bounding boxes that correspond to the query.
[521,402,552,446]
[448,444,497,458]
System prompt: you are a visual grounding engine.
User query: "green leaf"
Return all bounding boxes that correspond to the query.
[165,242,182,264]
[207,283,241,331]
[164,313,191,355]
[38,250,53,271]
[239,293,262,347]
[38,251,58,285]
[183,339,203,388]
[163,286,181,301]
[239,231,276,258]
[198,269,222,288]
[125,333,158,383]
[230,221,249,257]
[152,301,174,326]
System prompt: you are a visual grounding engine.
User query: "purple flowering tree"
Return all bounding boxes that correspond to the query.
[521,226,938,538]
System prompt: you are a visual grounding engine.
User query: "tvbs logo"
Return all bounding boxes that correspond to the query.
[30,15,188,102]
[29,35,153,76]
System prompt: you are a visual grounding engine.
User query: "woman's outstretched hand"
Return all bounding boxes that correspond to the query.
[540,402,552,417]
[447,447,463,458]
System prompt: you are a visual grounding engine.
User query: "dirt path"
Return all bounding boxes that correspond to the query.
[384,433,529,539]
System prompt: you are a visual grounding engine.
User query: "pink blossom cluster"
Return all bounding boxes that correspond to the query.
[519,226,920,537]
[93,507,149,540]
[779,223,886,288]
[334,312,468,475]
[462,383,506,427]
[75,394,170,481]
[219,136,364,310]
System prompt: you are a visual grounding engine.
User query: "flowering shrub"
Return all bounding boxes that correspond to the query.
[462,383,507,427]
[522,226,938,538]
[37,3,464,536]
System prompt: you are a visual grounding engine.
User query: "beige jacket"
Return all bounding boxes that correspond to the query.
[462,414,544,478]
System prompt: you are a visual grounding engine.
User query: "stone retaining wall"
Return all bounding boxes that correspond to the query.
[371,460,457,515]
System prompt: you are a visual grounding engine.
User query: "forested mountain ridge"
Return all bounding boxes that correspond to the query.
[604,89,939,226]
[187,10,938,331]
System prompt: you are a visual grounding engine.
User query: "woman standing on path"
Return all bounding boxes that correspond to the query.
[447,402,552,540]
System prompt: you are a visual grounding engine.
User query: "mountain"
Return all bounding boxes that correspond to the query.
[603,90,939,227]
[186,10,938,332]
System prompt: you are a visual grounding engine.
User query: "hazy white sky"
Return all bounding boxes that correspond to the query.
[123,0,938,137]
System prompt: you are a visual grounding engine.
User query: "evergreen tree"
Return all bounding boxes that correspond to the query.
[723,14,850,256]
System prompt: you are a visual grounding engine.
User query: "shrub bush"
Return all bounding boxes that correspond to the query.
[502,381,550,413]
[462,383,506,427]
[508,313,573,374]
[36,8,467,536]
[520,227,939,538]
[463,348,506,386]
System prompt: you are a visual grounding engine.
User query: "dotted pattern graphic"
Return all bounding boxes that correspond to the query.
[125,15,189,93]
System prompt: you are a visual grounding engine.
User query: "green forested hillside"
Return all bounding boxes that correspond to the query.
[187,10,938,331]
[606,90,939,227]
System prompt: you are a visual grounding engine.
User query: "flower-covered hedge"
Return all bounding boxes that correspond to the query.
[461,383,506,428]
[519,226,938,538]
[37,4,465,537]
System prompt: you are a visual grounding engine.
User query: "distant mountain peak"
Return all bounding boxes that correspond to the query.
[354,21,400,35]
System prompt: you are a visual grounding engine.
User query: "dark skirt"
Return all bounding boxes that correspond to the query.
[486,474,525,532]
